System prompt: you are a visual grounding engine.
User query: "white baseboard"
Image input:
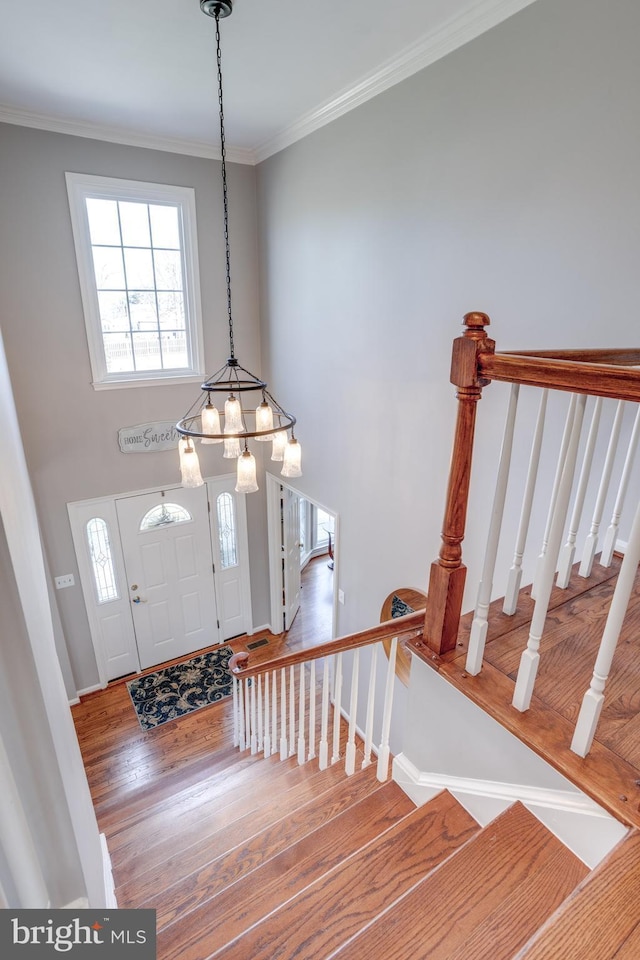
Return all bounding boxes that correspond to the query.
[100,834,118,909]
[393,752,627,869]
[249,624,272,636]
[69,682,105,705]
[393,753,610,818]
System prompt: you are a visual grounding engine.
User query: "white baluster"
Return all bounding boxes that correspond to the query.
[243,679,251,753]
[279,668,288,760]
[345,650,360,775]
[362,645,378,769]
[467,384,520,674]
[251,677,258,753]
[232,676,240,748]
[289,665,296,757]
[308,660,317,762]
[237,676,246,751]
[557,397,603,588]
[377,637,397,782]
[513,394,587,712]
[319,658,330,770]
[580,401,625,577]
[263,670,271,759]
[257,674,263,753]
[297,664,306,765]
[271,671,277,757]
[504,390,548,615]
[572,496,640,756]
[600,405,640,567]
[532,395,577,599]
[332,653,343,765]
[250,678,257,754]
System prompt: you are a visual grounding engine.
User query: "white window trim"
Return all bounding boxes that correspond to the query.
[66,172,205,389]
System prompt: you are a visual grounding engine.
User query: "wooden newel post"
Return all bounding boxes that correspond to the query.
[424,312,494,654]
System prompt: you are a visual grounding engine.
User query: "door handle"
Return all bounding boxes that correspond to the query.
[132,595,147,604]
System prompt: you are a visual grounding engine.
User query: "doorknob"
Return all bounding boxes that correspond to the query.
[130,584,138,591]
[132,595,147,604]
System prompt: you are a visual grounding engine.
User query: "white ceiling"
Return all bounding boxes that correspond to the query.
[0,0,537,164]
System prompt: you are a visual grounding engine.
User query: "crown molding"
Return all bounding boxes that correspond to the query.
[0,0,537,167]
[0,104,256,166]
[254,0,539,162]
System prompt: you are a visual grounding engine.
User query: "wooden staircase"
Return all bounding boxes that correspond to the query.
[100,728,640,960]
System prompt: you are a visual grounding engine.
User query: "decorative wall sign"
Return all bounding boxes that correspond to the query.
[118,421,180,453]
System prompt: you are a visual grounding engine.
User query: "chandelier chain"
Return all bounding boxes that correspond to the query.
[215,13,234,359]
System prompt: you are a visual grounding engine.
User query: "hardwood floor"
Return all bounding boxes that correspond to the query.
[72,552,334,819]
[411,554,640,827]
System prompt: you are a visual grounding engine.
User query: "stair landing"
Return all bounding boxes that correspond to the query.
[409,556,640,827]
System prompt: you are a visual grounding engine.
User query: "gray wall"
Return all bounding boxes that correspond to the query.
[0,515,84,906]
[0,124,269,690]
[256,0,640,639]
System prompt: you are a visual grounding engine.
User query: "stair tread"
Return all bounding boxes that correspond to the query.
[206,789,478,960]
[333,802,586,960]
[516,829,640,959]
[113,752,352,887]
[156,775,422,960]
[118,761,381,914]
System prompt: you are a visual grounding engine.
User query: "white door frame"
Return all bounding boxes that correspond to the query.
[69,476,252,686]
[266,473,339,638]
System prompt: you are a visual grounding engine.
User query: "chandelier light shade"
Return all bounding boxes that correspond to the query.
[179,437,204,488]
[271,428,288,461]
[255,401,274,438]
[235,448,259,493]
[281,438,303,478]
[176,0,301,492]
[200,401,222,442]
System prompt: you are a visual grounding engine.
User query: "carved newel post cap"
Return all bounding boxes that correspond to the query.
[463,312,491,330]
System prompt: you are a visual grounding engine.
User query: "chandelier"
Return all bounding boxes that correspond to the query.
[177,0,302,493]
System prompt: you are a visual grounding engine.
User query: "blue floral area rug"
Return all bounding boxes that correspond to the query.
[126,646,234,730]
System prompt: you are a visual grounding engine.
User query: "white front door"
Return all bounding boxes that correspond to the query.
[282,486,301,630]
[116,486,218,669]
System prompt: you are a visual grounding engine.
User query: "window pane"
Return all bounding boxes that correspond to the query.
[150,204,180,249]
[119,201,151,247]
[92,246,125,289]
[161,331,188,369]
[104,332,134,372]
[124,248,155,289]
[132,332,162,370]
[86,517,119,603]
[140,503,192,530]
[316,507,332,546]
[129,292,158,331]
[157,292,185,330]
[216,492,238,568]
[154,249,183,290]
[86,199,121,246]
[98,291,129,332]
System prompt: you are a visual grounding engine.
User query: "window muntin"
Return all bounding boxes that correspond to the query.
[86,517,119,604]
[66,173,204,388]
[139,502,192,531]
[216,492,238,569]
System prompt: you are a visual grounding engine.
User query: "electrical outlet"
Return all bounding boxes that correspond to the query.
[55,574,75,589]
[338,589,345,604]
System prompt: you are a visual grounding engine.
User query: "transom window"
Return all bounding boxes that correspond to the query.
[139,502,192,531]
[66,173,204,388]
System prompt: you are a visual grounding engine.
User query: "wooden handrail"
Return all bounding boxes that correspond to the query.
[479,353,640,402]
[502,349,640,365]
[228,608,425,679]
